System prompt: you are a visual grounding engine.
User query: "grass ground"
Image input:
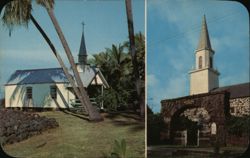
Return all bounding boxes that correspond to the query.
[3,111,145,158]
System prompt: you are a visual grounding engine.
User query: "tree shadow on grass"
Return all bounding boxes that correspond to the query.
[104,111,143,121]
[103,111,145,133]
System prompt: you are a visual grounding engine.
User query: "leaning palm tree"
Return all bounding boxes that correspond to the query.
[37,0,103,121]
[2,0,103,121]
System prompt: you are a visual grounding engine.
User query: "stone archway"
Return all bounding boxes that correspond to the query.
[161,91,230,146]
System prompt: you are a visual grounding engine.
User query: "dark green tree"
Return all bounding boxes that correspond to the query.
[90,44,132,111]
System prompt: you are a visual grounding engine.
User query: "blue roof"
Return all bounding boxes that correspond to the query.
[6,68,69,85]
[5,66,109,88]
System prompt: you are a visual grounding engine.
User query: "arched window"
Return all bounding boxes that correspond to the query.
[198,56,202,69]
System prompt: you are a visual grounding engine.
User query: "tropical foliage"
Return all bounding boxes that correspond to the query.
[104,139,127,158]
[225,115,250,157]
[226,115,250,136]
[89,33,145,112]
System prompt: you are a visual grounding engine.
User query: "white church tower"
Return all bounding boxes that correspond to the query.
[189,15,220,95]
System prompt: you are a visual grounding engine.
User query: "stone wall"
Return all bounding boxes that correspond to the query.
[230,97,250,116]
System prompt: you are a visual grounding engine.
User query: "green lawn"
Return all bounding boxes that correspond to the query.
[3,111,145,158]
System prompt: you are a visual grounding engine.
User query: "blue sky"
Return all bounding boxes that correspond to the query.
[147,0,249,113]
[0,0,145,98]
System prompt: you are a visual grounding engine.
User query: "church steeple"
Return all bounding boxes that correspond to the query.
[78,22,87,65]
[196,15,213,52]
[189,15,219,95]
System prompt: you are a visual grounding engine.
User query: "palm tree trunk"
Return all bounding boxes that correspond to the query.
[30,14,88,115]
[125,0,144,117]
[46,8,103,121]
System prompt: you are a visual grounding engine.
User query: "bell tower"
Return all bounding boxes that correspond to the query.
[189,15,220,95]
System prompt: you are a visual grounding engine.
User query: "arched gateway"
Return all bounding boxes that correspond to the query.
[161,91,230,146]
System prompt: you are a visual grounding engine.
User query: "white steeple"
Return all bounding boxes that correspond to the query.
[189,15,220,95]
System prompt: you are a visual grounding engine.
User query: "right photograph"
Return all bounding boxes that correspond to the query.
[147,0,249,158]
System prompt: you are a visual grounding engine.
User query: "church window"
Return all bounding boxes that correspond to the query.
[198,56,202,69]
[50,85,57,99]
[26,87,32,99]
[210,57,213,68]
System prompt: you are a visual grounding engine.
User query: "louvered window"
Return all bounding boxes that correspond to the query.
[210,57,213,68]
[198,56,202,69]
[26,87,32,99]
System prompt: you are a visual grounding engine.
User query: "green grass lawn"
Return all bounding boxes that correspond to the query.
[3,111,145,158]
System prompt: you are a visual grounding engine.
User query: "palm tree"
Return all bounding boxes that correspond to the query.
[2,0,103,121]
[106,44,132,86]
[91,51,111,80]
[125,0,145,117]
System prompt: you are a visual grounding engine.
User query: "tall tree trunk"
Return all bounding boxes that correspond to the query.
[30,14,88,115]
[46,8,103,121]
[125,0,144,117]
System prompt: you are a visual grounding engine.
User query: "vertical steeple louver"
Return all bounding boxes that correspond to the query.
[196,15,213,51]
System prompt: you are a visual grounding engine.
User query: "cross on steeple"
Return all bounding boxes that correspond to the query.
[81,22,85,31]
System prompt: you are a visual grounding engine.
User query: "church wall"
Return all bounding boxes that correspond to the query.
[5,83,74,108]
[208,70,219,91]
[229,97,250,116]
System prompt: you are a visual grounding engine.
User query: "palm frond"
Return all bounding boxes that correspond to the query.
[2,0,32,32]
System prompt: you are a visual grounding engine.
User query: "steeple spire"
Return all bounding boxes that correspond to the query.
[78,22,87,65]
[196,15,213,51]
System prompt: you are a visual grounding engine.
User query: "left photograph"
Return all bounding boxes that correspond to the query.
[0,0,145,157]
